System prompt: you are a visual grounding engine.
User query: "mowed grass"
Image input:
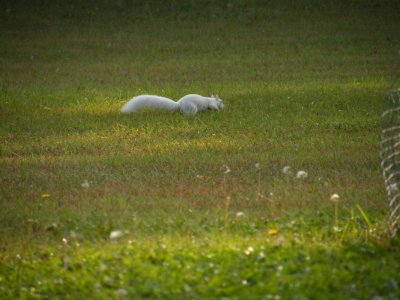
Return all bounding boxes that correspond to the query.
[1,1,400,298]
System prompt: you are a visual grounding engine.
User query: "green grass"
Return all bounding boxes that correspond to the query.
[1,0,400,298]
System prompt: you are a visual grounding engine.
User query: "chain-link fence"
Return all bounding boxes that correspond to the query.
[380,89,400,236]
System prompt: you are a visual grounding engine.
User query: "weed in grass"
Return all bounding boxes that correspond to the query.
[255,162,263,202]
[330,193,341,240]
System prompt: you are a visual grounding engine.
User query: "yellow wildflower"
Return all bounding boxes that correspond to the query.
[268,229,279,236]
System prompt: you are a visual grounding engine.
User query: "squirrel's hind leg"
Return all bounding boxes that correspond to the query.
[180,103,198,116]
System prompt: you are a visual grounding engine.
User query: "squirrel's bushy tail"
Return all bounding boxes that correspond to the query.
[121,95,179,113]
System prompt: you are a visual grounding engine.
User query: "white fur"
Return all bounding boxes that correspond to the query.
[121,94,224,116]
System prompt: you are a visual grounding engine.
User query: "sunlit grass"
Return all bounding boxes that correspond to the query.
[1,0,400,298]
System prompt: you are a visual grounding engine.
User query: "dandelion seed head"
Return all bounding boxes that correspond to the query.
[296,170,308,179]
[81,180,90,188]
[110,230,124,240]
[282,166,292,175]
[117,288,127,297]
[330,193,340,202]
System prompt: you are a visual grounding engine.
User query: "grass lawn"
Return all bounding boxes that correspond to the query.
[1,0,400,298]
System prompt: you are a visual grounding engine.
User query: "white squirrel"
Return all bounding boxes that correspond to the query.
[120,94,224,116]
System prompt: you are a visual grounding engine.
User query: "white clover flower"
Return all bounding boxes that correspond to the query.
[255,162,260,169]
[258,251,266,259]
[282,166,292,175]
[236,211,244,217]
[296,170,308,179]
[110,230,124,240]
[333,226,342,232]
[244,246,254,255]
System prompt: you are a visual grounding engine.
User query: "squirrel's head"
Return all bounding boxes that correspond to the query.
[210,94,224,110]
